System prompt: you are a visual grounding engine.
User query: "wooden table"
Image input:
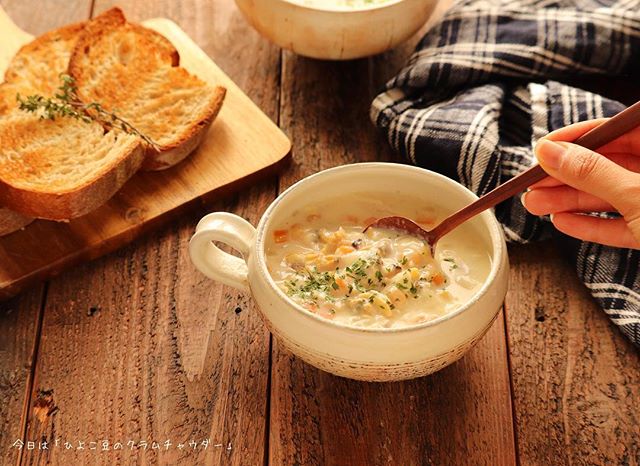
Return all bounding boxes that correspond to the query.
[1,1,639,465]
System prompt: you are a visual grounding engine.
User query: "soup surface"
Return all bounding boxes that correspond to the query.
[290,0,394,9]
[265,194,491,329]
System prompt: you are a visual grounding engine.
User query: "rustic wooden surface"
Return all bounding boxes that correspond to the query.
[0,4,290,300]
[1,0,639,465]
[506,243,640,466]
[0,5,95,466]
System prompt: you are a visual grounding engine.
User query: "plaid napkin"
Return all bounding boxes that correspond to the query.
[371,0,640,346]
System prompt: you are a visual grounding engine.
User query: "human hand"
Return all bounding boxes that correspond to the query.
[521,119,640,249]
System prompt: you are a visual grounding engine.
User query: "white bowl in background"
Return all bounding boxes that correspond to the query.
[189,163,509,381]
[234,0,438,60]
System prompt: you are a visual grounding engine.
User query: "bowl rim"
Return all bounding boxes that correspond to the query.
[254,162,507,334]
[279,0,406,13]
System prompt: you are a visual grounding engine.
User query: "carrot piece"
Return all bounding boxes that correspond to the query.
[273,229,288,243]
[335,245,355,255]
[432,273,445,286]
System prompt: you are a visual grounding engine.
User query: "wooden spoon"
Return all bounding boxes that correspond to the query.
[365,100,640,254]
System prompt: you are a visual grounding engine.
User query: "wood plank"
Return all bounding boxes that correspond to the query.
[505,242,640,465]
[21,1,279,464]
[269,26,517,466]
[0,2,92,465]
[0,0,91,36]
[271,313,516,466]
[0,5,290,300]
[0,292,43,466]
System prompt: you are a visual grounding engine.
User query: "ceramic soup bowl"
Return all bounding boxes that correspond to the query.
[189,163,509,381]
[233,0,437,60]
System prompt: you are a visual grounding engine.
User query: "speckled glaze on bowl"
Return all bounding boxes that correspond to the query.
[190,163,509,381]
[233,0,437,60]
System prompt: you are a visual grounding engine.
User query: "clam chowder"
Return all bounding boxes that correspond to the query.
[265,194,491,329]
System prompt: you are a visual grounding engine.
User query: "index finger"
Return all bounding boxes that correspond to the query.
[529,151,640,189]
[528,118,640,189]
[545,118,640,155]
[528,120,608,189]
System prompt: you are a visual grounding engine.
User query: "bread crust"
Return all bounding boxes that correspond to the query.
[70,8,179,71]
[130,23,180,67]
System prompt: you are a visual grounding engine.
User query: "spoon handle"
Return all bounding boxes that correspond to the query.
[430,99,640,241]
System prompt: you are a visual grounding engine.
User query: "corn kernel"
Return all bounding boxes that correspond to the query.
[304,253,319,263]
[373,298,392,317]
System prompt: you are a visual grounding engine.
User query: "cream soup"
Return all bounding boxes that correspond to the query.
[265,194,491,329]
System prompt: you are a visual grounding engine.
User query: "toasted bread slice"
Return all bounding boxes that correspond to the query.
[4,23,85,94]
[0,113,143,219]
[69,8,226,171]
[0,22,144,221]
[0,82,30,116]
[0,24,84,229]
[0,25,83,232]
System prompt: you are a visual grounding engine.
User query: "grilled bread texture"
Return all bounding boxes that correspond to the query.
[0,22,143,221]
[0,24,88,232]
[69,8,226,171]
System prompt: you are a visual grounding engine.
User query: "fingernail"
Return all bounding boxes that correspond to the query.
[535,140,566,170]
[520,191,528,208]
[549,213,555,223]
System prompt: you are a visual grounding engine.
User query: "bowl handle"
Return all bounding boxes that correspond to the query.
[189,212,256,291]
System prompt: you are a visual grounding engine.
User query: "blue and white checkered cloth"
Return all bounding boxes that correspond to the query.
[371,0,640,346]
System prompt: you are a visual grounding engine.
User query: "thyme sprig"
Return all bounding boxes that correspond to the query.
[16,74,159,151]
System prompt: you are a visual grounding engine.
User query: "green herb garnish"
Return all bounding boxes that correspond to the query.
[17,74,159,150]
[285,267,339,302]
[443,257,458,270]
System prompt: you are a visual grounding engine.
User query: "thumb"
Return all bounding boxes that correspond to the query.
[534,139,640,217]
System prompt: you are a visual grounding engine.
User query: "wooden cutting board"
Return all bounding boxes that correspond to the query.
[0,9,291,300]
